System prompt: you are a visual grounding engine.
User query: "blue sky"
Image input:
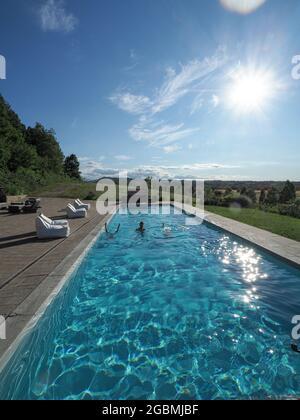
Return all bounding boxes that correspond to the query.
[0,0,299,180]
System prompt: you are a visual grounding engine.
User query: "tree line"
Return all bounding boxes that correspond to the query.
[205,180,300,219]
[0,95,81,194]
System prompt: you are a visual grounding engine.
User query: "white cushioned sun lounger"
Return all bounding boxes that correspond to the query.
[66,204,87,219]
[36,216,70,239]
[40,213,69,226]
[74,199,91,211]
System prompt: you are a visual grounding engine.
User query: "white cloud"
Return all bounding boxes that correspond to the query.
[79,158,119,179]
[181,163,239,170]
[211,94,220,107]
[127,166,171,179]
[165,67,176,79]
[190,94,204,115]
[129,163,240,179]
[152,49,226,114]
[79,157,240,180]
[114,155,133,161]
[110,47,227,148]
[129,119,199,146]
[110,92,152,115]
[163,144,181,154]
[38,0,78,33]
[78,157,91,162]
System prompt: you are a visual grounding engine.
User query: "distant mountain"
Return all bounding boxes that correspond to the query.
[94,177,300,191]
[204,180,300,191]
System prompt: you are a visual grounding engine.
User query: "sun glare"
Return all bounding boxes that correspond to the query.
[220,0,266,15]
[227,68,275,114]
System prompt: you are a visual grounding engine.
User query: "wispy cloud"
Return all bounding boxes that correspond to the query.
[163,144,182,154]
[79,158,119,179]
[110,92,152,115]
[38,0,78,33]
[79,157,239,180]
[136,162,240,180]
[181,163,239,170]
[110,47,227,148]
[129,119,200,146]
[114,155,133,161]
[152,50,226,114]
[123,49,140,72]
[211,94,220,107]
[190,94,204,115]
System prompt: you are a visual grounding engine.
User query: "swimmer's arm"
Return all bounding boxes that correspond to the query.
[291,344,300,354]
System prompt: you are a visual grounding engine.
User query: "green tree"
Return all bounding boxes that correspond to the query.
[279,180,296,204]
[64,154,81,179]
[259,189,266,206]
[265,187,279,206]
[0,95,26,136]
[0,94,77,194]
[244,189,257,205]
[8,138,39,172]
[26,123,64,173]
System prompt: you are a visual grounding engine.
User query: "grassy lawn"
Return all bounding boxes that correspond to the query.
[30,181,128,201]
[30,181,99,200]
[205,206,300,242]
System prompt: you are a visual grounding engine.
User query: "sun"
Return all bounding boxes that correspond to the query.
[227,67,275,114]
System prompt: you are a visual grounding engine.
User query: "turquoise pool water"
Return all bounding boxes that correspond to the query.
[0,206,300,400]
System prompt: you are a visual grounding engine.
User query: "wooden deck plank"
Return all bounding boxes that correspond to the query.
[0,198,105,316]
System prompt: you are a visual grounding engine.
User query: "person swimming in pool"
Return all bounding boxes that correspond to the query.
[162,223,172,236]
[105,222,120,239]
[136,221,145,233]
[291,343,300,354]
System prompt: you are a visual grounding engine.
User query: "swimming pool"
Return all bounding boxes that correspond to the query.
[0,205,300,400]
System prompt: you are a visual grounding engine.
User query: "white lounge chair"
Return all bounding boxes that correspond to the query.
[40,213,69,226]
[66,204,87,219]
[74,199,91,211]
[36,216,70,239]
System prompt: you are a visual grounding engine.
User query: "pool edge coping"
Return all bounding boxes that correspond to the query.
[0,208,117,373]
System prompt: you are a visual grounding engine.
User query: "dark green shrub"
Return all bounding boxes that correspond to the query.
[278,200,300,219]
[230,196,253,208]
[279,180,296,204]
[265,187,279,206]
[85,191,97,201]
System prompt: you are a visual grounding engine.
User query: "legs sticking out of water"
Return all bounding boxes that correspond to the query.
[105,223,120,239]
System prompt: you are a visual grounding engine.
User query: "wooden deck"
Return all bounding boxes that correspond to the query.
[0,198,106,318]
